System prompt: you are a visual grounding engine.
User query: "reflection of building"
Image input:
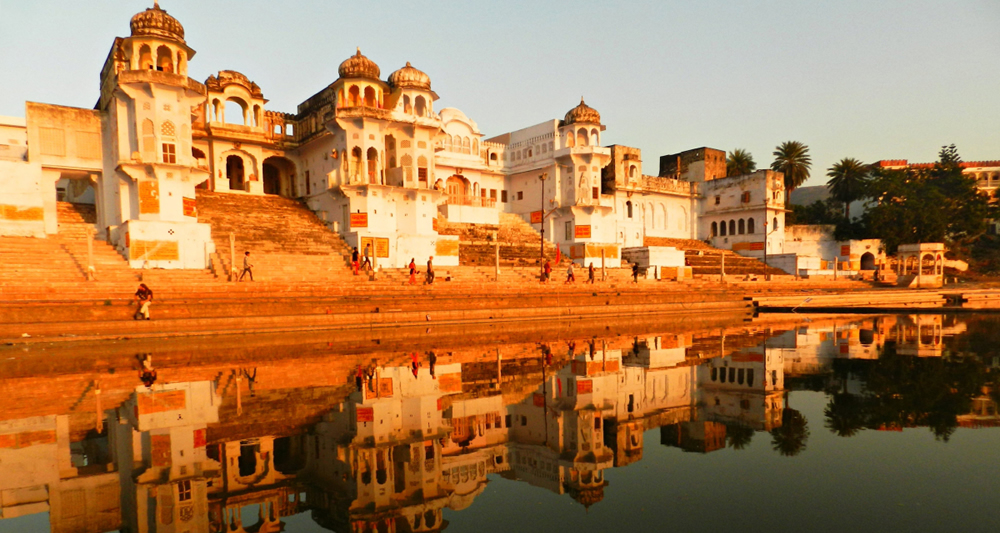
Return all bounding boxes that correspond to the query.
[892,315,966,357]
[0,414,120,533]
[111,381,221,533]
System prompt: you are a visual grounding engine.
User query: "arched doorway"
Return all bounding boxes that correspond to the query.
[446,175,469,203]
[262,156,297,197]
[227,155,245,191]
[860,252,875,271]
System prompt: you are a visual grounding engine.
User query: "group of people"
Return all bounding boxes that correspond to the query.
[540,260,598,284]
[352,244,436,285]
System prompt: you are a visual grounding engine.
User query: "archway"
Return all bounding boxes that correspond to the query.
[262,156,297,197]
[366,147,379,183]
[227,155,245,191]
[860,252,875,271]
[446,175,469,202]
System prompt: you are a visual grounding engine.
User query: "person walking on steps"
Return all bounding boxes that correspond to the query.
[632,262,640,283]
[425,256,435,285]
[351,247,360,275]
[565,262,575,284]
[239,251,254,281]
[408,258,417,285]
[137,353,156,388]
[588,262,596,284]
[542,260,552,283]
[134,283,153,320]
[361,243,373,272]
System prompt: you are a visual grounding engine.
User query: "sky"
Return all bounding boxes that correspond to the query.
[1,0,997,188]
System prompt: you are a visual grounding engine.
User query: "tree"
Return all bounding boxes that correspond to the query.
[770,407,810,456]
[826,158,870,220]
[867,145,993,254]
[771,141,812,204]
[726,148,757,177]
[725,423,755,450]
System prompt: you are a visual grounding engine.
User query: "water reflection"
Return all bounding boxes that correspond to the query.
[0,314,997,532]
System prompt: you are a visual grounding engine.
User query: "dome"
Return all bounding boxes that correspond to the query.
[564,97,601,125]
[338,48,380,80]
[130,2,185,42]
[388,62,431,91]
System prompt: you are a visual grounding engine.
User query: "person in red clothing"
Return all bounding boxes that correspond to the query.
[410,352,421,378]
[351,247,360,275]
[355,364,365,391]
[408,258,417,285]
[542,260,552,283]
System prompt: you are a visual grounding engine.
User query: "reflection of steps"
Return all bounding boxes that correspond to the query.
[643,236,784,277]
[438,213,571,267]
[196,191,354,281]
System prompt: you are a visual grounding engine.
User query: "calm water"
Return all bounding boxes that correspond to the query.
[1,314,998,533]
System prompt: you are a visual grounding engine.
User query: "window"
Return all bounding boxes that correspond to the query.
[418,167,428,180]
[517,191,523,200]
[305,170,311,195]
[773,216,779,229]
[565,221,573,240]
[490,189,497,199]
[626,201,633,218]
[738,219,745,234]
[720,221,727,236]
[161,143,176,163]
[729,220,736,235]
[741,191,750,203]
[592,187,599,199]
[711,221,718,237]
[714,195,720,205]
[501,190,508,203]
[177,480,192,502]
[748,218,755,234]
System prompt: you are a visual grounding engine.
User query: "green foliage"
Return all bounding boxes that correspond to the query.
[726,148,757,177]
[770,407,810,456]
[789,198,842,226]
[866,145,993,255]
[725,423,755,450]
[826,157,871,220]
[771,141,812,201]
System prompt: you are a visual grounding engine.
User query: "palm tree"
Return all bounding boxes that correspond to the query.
[726,149,757,177]
[725,423,755,450]
[770,407,810,456]
[826,158,870,220]
[771,141,812,205]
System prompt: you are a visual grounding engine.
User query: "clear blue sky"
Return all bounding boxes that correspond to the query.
[1,0,997,187]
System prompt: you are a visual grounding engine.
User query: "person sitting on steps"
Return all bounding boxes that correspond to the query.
[134,283,153,320]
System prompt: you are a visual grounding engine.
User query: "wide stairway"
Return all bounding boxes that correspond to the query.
[0,203,136,288]
[436,213,572,268]
[196,191,354,282]
[643,236,785,277]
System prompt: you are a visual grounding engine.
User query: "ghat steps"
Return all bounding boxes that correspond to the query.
[437,213,572,268]
[643,236,785,277]
[196,191,354,281]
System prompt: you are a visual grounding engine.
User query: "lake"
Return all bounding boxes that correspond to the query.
[0,313,997,533]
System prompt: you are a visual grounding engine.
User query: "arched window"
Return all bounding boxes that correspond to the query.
[773,216,779,229]
[565,131,575,148]
[720,221,727,236]
[224,98,247,125]
[729,220,736,235]
[403,95,412,114]
[463,137,471,154]
[738,218,745,234]
[401,154,413,183]
[490,152,497,161]
[417,155,428,186]
[351,147,363,183]
[576,128,588,147]
[661,205,668,230]
[711,221,718,237]
[363,86,376,107]
[626,201,633,219]
[415,96,426,116]
[591,128,599,146]
[747,218,755,234]
[367,147,378,183]
[252,105,261,127]
[138,44,152,69]
[155,45,173,73]
[629,165,637,178]
[472,138,478,155]
[348,85,360,106]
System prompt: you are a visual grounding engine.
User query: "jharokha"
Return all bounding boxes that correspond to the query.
[0,3,794,276]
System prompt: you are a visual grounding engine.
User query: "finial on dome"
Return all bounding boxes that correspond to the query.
[356,47,362,55]
[406,61,412,67]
